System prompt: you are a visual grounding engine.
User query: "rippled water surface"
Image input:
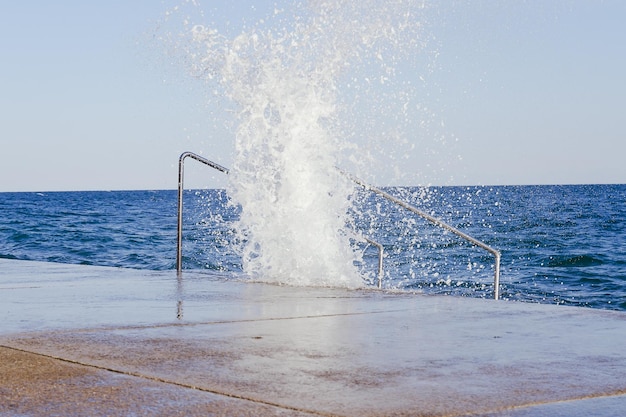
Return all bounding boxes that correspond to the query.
[1,185,624,311]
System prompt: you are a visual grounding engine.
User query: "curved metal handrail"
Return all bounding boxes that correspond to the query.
[176,152,386,282]
[176,152,229,274]
[341,170,501,300]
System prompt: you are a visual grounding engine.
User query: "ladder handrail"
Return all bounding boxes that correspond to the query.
[176,152,386,282]
[176,152,229,274]
[341,170,501,300]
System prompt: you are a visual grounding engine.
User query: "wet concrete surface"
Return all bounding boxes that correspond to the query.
[0,346,313,416]
[1,258,626,416]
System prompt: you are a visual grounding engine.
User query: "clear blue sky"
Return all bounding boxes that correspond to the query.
[0,0,624,191]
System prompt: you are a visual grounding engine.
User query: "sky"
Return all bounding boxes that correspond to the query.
[0,0,624,191]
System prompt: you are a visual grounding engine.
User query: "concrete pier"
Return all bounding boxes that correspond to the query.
[1,258,625,416]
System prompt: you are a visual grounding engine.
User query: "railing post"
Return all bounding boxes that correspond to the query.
[494,251,501,300]
[365,238,384,288]
[176,154,185,274]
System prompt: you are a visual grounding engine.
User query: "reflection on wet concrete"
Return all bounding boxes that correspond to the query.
[2,259,626,416]
[177,274,184,320]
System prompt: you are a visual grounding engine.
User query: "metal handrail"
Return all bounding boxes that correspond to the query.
[175,152,385,282]
[176,152,229,274]
[342,170,501,300]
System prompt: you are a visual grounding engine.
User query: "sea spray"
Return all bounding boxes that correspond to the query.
[176,1,428,287]
[222,28,361,286]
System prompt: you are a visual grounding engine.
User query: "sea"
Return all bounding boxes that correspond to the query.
[1,184,625,311]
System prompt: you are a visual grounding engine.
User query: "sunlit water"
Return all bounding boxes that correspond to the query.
[1,185,625,311]
[3,3,624,311]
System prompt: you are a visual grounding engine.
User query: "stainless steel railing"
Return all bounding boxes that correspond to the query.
[176,152,385,282]
[341,170,501,299]
[176,152,228,274]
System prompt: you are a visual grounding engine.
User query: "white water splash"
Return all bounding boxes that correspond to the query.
[178,1,427,287]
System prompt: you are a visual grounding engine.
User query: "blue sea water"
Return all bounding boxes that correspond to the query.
[1,185,624,311]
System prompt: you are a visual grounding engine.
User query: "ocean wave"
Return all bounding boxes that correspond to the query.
[545,254,604,268]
